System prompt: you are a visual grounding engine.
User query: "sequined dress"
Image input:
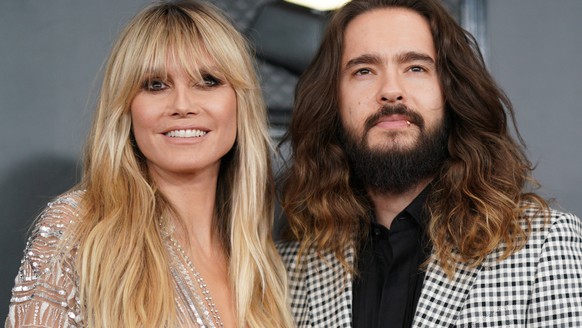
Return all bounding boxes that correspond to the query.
[5,191,224,327]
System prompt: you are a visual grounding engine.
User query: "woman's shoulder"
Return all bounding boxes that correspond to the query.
[35,189,85,235]
[45,189,85,213]
[7,190,86,326]
[26,189,86,257]
[17,188,87,284]
[46,189,85,214]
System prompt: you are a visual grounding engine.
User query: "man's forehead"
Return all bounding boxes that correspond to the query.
[340,7,436,65]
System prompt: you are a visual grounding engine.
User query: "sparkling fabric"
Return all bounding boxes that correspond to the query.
[5,191,83,328]
[5,191,223,328]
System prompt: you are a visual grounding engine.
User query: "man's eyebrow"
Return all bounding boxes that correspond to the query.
[343,51,435,72]
[343,54,382,71]
[396,51,435,65]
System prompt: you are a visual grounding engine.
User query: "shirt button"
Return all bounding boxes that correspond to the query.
[373,227,381,236]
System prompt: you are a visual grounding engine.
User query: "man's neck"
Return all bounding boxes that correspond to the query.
[368,178,432,229]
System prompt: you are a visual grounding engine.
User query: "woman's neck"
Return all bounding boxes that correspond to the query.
[153,167,220,252]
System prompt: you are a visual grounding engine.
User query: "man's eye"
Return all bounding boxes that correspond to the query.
[355,68,371,76]
[143,79,167,91]
[200,74,222,87]
[409,66,426,72]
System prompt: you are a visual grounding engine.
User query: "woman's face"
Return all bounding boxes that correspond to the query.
[130,60,237,181]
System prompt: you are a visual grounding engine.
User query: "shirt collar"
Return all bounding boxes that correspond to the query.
[369,184,432,228]
[401,184,431,227]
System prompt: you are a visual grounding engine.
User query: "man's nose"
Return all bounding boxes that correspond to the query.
[376,73,404,104]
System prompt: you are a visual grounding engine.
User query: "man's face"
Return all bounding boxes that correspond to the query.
[339,7,445,154]
[338,7,448,193]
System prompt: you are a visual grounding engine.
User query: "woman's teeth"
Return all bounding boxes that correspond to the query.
[165,129,207,138]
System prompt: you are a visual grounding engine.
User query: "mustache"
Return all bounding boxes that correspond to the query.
[363,104,425,133]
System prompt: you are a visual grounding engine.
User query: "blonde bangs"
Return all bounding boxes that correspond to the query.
[120,3,252,98]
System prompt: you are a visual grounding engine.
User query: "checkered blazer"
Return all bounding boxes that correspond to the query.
[277,207,582,327]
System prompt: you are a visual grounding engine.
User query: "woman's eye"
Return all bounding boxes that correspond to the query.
[200,74,222,87]
[143,79,167,91]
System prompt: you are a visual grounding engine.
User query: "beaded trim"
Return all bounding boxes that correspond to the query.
[164,228,224,328]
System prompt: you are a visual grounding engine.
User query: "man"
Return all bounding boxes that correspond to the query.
[277,0,582,327]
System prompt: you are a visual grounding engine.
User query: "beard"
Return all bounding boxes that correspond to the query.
[340,104,449,194]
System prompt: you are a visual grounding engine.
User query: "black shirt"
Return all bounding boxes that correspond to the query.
[352,187,430,328]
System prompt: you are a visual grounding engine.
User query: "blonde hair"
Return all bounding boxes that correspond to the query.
[75,1,292,326]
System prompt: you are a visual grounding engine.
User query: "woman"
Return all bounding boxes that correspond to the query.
[5,1,293,327]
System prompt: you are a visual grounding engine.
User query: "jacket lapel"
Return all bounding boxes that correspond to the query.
[305,246,354,327]
[413,256,483,327]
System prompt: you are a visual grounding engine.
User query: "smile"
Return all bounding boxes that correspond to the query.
[165,129,208,138]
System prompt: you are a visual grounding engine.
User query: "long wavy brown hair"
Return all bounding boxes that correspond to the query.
[280,0,548,276]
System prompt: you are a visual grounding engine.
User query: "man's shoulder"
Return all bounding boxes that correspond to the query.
[522,204,582,236]
[275,240,337,270]
[276,240,300,257]
[514,204,582,264]
[275,240,304,271]
[541,206,582,241]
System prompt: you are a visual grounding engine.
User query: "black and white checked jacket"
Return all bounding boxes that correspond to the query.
[277,207,582,327]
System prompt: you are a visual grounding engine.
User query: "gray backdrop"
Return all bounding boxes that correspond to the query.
[1,0,581,321]
[488,0,582,215]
